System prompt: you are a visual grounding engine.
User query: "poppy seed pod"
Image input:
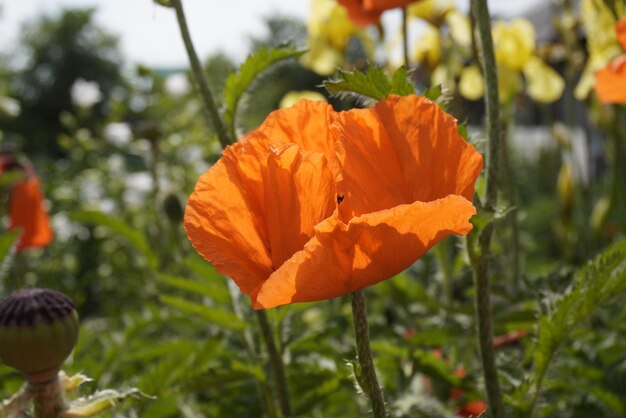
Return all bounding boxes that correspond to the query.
[0,288,79,383]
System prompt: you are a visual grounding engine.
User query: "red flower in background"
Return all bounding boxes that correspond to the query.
[338,0,418,26]
[594,18,626,104]
[1,157,53,251]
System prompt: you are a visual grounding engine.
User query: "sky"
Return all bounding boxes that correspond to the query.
[0,0,543,68]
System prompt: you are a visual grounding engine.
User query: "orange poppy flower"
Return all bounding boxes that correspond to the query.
[457,400,487,418]
[185,95,483,309]
[8,177,53,250]
[617,19,626,51]
[595,19,626,104]
[338,0,418,26]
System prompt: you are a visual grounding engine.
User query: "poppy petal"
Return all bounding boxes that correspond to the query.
[256,99,339,159]
[335,94,483,221]
[255,194,476,309]
[184,135,274,296]
[617,19,626,51]
[261,143,336,272]
[9,178,53,250]
[595,55,626,104]
[184,137,336,301]
[337,0,383,26]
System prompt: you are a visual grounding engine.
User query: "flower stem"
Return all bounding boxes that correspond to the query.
[351,290,386,418]
[28,374,67,418]
[170,0,232,148]
[402,7,410,69]
[470,1,507,417]
[256,310,291,418]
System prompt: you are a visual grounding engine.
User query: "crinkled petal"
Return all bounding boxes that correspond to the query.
[334,94,483,221]
[595,55,626,104]
[261,143,337,271]
[256,99,339,159]
[255,194,476,309]
[184,136,274,296]
[184,137,336,301]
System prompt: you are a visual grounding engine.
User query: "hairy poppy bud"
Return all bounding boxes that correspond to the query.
[0,288,79,383]
[163,193,184,224]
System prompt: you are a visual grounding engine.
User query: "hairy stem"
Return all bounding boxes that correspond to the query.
[171,0,232,148]
[351,290,386,418]
[256,310,291,417]
[29,375,66,418]
[402,7,409,69]
[470,1,507,417]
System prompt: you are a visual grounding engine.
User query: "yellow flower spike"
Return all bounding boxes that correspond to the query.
[408,0,455,26]
[302,37,343,75]
[279,91,327,109]
[493,18,535,71]
[414,24,441,67]
[445,10,472,47]
[459,65,484,101]
[523,57,565,103]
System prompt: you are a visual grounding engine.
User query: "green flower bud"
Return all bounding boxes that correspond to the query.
[162,193,184,224]
[0,288,79,383]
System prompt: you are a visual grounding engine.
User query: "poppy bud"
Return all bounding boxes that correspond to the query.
[0,288,79,383]
[163,193,184,224]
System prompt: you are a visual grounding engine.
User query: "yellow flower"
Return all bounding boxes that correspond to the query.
[445,10,471,47]
[523,57,565,103]
[575,0,624,99]
[414,24,441,67]
[408,0,455,26]
[279,91,327,109]
[303,0,372,75]
[459,65,483,101]
[493,19,535,71]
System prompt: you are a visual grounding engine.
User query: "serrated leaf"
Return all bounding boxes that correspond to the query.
[522,238,626,413]
[160,274,231,305]
[323,66,414,101]
[423,84,443,102]
[223,46,305,137]
[68,210,158,270]
[159,294,245,330]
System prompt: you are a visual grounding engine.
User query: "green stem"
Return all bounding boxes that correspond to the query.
[170,0,232,148]
[351,290,386,418]
[256,310,291,418]
[470,1,507,417]
[402,7,409,69]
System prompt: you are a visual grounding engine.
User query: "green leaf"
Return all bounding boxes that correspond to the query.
[0,230,19,283]
[63,388,151,417]
[323,66,415,101]
[160,274,231,305]
[522,238,626,412]
[159,294,245,330]
[223,46,305,137]
[423,84,443,102]
[68,210,158,270]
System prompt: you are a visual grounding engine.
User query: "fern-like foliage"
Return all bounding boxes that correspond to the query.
[514,238,626,415]
[323,66,415,101]
[223,46,305,138]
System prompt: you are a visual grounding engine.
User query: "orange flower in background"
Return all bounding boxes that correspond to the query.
[7,176,53,251]
[457,400,487,417]
[185,95,483,309]
[595,19,626,103]
[338,0,418,26]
